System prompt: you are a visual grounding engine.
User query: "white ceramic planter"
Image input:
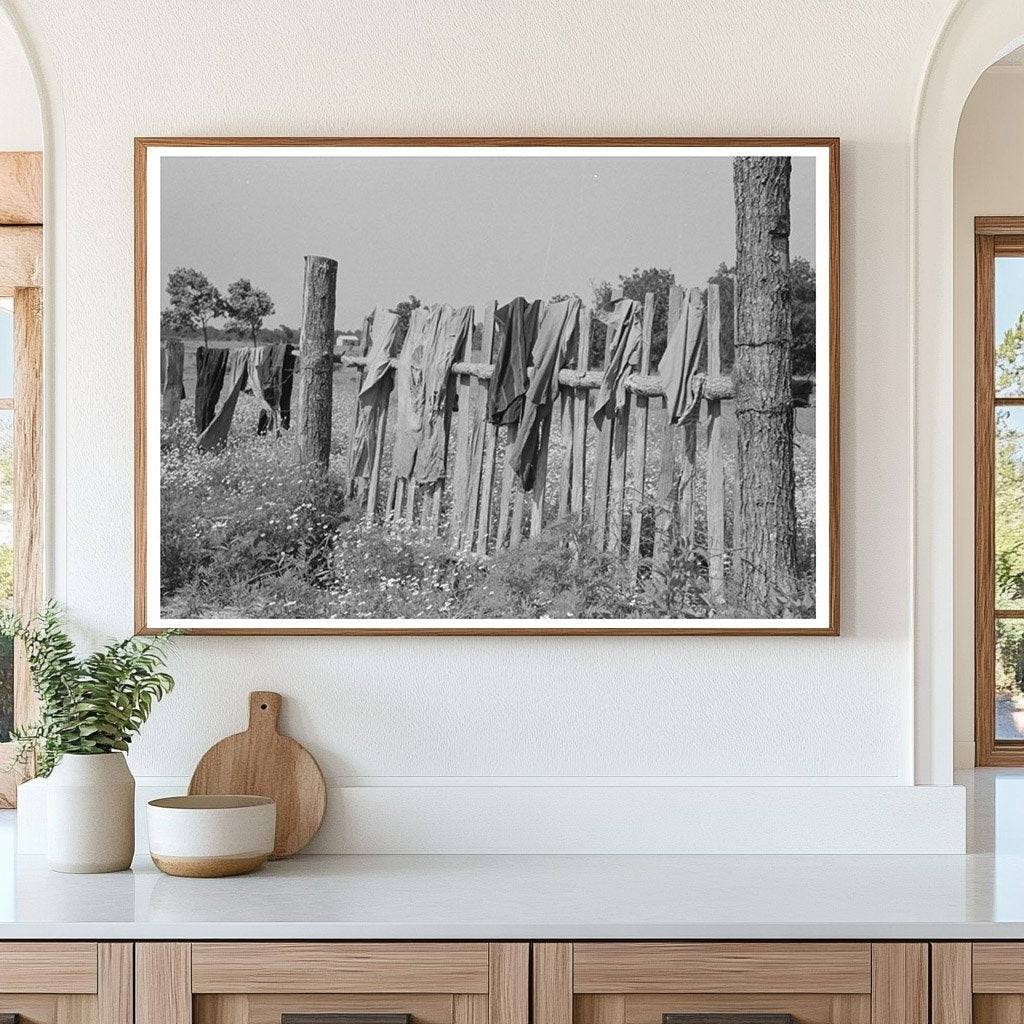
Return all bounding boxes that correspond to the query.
[46,752,135,873]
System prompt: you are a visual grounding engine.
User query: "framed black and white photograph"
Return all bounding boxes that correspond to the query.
[135,137,839,635]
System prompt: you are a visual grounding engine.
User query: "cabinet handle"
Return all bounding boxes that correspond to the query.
[664,1016,796,1024]
[283,1016,411,1024]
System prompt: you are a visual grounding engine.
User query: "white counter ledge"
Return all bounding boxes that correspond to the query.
[0,850,1022,940]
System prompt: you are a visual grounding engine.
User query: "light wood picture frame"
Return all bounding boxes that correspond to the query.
[135,137,840,636]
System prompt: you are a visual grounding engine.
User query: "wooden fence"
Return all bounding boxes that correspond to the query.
[337,280,739,593]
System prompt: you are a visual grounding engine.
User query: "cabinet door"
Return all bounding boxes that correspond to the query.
[533,943,927,1024]
[137,943,528,1024]
[0,942,132,1024]
[936,943,1024,1024]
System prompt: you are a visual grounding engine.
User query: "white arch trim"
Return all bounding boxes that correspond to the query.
[913,0,1024,784]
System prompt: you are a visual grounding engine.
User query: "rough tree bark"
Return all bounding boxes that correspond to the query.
[733,156,798,615]
[296,255,338,475]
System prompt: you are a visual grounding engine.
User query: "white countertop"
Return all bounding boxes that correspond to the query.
[1,769,1021,941]
[0,848,1023,940]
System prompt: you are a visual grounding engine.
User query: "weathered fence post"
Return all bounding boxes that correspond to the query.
[476,305,502,554]
[676,287,704,543]
[460,302,497,551]
[628,292,655,574]
[569,309,592,525]
[296,255,338,475]
[653,285,686,565]
[591,290,620,548]
[349,314,372,500]
[731,272,743,564]
[734,156,797,614]
[706,283,725,602]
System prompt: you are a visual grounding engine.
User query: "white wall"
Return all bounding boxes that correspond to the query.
[0,10,39,151]
[0,0,974,851]
[952,65,1024,768]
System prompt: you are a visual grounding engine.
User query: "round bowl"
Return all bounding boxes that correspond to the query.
[147,795,276,878]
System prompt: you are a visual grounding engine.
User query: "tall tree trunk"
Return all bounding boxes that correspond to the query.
[296,255,338,475]
[733,156,797,616]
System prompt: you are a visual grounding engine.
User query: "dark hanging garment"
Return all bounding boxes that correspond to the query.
[194,346,229,434]
[486,296,541,426]
[160,338,185,424]
[279,344,296,429]
[511,297,581,491]
[253,342,287,434]
[198,349,250,452]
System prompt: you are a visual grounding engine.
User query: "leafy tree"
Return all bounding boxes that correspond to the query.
[708,257,816,379]
[224,279,275,347]
[160,307,190,338]
[593,267,676,367]
[996,408,1024,607]
[390,295,422,349]
[997,312,1024,395]
[166,267,223,345]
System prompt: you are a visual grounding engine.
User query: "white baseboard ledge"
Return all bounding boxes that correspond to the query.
[17,778,966,856]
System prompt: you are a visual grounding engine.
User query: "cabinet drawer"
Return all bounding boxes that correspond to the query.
[572,943,872,994]
[0,942,98,993]
[533,943,925,1024]
[191,943,490,993]
[0,943,130,1024]
[139,942,528,1024]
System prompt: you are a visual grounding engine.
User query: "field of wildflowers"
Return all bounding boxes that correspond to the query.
[159,364,817,621]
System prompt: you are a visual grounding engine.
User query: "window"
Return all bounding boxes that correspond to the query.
[0,150,43,805]
[975,220,1024,764]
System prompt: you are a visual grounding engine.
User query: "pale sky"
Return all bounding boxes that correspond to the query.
[160,152,817,331]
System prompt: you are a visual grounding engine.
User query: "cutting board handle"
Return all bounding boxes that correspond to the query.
[248,691,282,734]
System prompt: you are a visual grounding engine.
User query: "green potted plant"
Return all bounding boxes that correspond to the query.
[2,604,177,873]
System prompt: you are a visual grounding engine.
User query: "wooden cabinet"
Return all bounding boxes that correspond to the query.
[0,942,132,1024]
[136,943,528,1024]
[532,944,929,1024]
[0,938,938,1024]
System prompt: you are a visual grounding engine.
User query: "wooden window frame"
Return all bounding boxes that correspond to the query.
[0,151,43,806]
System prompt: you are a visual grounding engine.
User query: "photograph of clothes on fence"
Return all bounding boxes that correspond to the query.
[145,142,836,633]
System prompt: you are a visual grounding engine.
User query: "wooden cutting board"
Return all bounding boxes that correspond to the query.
[188,691,326,859]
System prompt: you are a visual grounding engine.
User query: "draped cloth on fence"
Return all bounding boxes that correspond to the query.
[348,305,401,480]
[486,296,541,426]
[198,348,249,452]
[659,292,707,425]
[392,304,474,484]
[160,339,186,423]
[252,342,288,434]
[592,297,644,427]
[194,346,230,433]
[511,297,581,491]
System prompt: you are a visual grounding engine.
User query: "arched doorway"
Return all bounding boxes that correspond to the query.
[914,0,1024,784]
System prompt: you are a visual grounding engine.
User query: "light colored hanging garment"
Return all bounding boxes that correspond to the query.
[414,304,474,484]
[511,297,581,491]
[391,305,444,481]
[348,305,401,480]
[198,348,250,452]
[659,291,707,425]
[592,297,644,427]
